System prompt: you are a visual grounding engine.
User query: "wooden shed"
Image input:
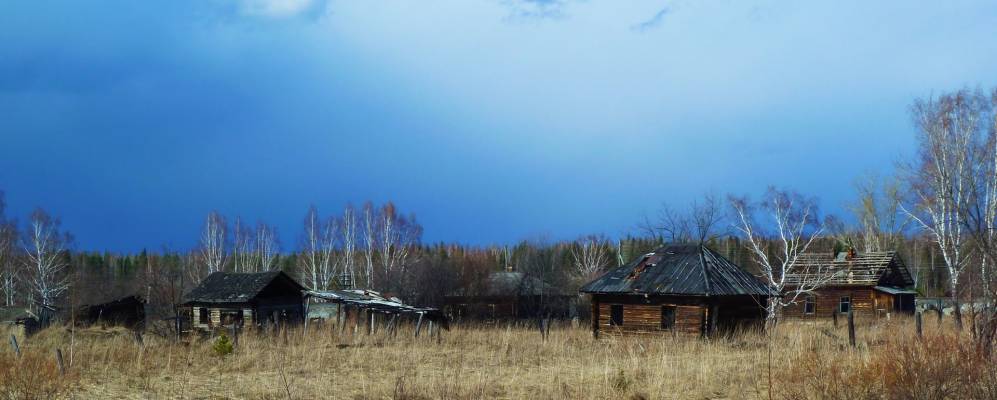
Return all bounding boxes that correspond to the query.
[75,295,146,329]
[782,250,916,319]
[181,271,305,332]
[444,271,574,321]
[580,244,771,338]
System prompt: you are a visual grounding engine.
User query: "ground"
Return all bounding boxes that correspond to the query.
[0,316,989,399]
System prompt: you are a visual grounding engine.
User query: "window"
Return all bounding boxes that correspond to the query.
[198,308,209,324]
[661,306,676,329]
[839,296,851,314]
[804,295,816,315]
[610,305,624,326]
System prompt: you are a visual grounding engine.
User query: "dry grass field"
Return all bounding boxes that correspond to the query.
[0,316,993,399]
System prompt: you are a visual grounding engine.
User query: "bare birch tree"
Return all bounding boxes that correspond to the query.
[232,217,255,273]
[337,204,359,288]
[571,234,611,278]
[255,222,279,272]
[375,202,422,293]
[901,90,982,329]
[362,202,376,288]
[198,211,227,277]
[956,88,997,347]
[20,208,72,308]
[851,174,909,253]
[300,206,327,290]
[729,188,837,322]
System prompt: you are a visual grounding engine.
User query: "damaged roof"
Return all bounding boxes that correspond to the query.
[306,289,448,328]
[786,251,914,287]
[183,271,304,304]
[579,244,772,296]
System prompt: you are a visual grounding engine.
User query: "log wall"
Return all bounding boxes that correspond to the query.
[782,287,895,319]
[595,302,704,336]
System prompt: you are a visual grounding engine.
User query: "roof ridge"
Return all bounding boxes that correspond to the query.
[698,245,712,296]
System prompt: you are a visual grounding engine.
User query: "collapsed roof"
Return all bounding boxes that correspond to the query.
[785,251,914,288]
[306,289,447,327]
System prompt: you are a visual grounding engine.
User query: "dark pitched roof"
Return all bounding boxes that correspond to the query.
[183,271,304,304]
[579,244,772,296]
[447,272,568,298]
[786,251,914,287]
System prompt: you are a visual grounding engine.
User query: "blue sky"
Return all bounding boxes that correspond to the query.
[2,0,997,251]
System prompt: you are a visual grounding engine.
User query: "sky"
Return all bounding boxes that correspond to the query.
[1,0,997,252]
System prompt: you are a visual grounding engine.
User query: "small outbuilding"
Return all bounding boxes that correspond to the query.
[580,244,771,337]
[75,295,146,329]
[782,250,916,319]
[444,271,575,320]
[182,271,305,332]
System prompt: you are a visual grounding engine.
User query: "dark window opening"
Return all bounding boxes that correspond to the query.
[661,306,676,329]
[198,308,209,324]
[220,310,244,326]
[610,305,624,326]
[804,295,816,315]
[839,296,851,314]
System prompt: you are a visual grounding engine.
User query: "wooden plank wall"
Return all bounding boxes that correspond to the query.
[782,287,888,319]
[597,303,704,336]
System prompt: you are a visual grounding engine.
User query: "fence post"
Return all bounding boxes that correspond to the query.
[915,311,923,339]
[832,311,838,328]
[55,349,65,376]
[414,313,424,338]
[9,334,20,358]
[847,309,856,348]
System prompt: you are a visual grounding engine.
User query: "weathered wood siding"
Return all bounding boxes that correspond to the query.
[783,287,887,319]
[596,303,704,336]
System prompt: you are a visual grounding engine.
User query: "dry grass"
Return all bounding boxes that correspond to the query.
[0,316,990,399]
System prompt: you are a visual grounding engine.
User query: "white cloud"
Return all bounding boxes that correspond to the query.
[238,0,325,19]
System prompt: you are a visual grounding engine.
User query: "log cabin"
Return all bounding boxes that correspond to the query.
[580,244,772,338]
[181,271,305,332]
[782,250,916,319]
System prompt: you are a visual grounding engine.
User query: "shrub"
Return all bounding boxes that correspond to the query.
[212,333,234,357]
[0,352,78,399]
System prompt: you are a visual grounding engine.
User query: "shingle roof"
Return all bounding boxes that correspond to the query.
[579,244,772,296]
[786,251,914,287]
[183,271,303,304]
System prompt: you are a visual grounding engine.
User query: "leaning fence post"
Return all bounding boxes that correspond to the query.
[915,311,923,339]
[847,309,856,348]
[9,334,20,358]
[55,349,65,376]
[937,298,944,327]
[414,313,424,338]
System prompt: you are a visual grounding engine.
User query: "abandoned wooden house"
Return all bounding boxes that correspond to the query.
[444,271,574,320]
[75,295,146,329]
[580,244,772,337]
[782,250,916,319]
[181,271,305,332]
[305,289,448,336]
